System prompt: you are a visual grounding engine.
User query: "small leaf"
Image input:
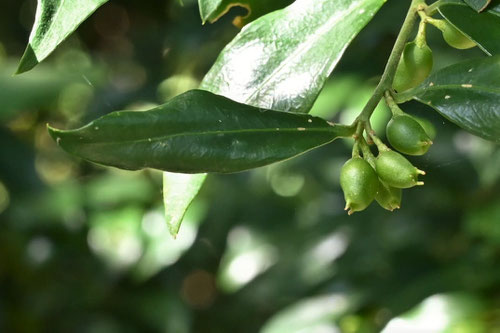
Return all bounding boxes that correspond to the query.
[201,0,386,113]
[16,0,108,74]
[198,0,293,27]
[438,0,500,55]
[163,172,206,237]
[48,90,354,173]
[463,0,492,12]
[396,56,500,143]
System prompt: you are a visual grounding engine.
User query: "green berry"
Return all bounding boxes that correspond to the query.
[375,181,402,211]
[393,42,433,92]
[375,150,425,188]
[340,157,379,215]
[441,22,476,50]
[413,116,436,141]
[386,114,433,156]
[393,61,412,93]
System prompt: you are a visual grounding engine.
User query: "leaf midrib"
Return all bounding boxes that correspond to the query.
[59,125,342,146]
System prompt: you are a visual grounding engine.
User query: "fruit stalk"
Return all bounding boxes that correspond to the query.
[384,91,405,116]
[355,0,426,124]
[418,12,476,50]
[364,122,390,153]
[358,137,377,168]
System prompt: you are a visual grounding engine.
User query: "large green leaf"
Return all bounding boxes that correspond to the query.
[48,90,354,173]
[201,0,386,113]
[396,56,500,143]
[16,0,108,74]
[176,0,385,236]
[463,0,492,12]
[198,0,293,27]
[438,0,500,55]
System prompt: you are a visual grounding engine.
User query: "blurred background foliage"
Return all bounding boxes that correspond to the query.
[0,0,499,332]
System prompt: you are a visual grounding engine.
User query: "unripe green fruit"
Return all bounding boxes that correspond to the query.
[441,22,476,50]
[340,157,379,215]
[413,116,436,140]
[393,42,433,92]
[375,181,402,211]
[386,114,433,156]
[375,150,425,188]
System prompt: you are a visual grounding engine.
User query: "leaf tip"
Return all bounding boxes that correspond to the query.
[167,222,180,239]
[46,124,63,144]
[46,123,58,134]
[15,45,38,75]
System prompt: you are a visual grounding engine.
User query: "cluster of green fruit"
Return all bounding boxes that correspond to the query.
[340,10,474,215]
[340,112,434,215]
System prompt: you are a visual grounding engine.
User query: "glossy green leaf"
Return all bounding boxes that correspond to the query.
[48,90,353,173]
[198,0,293,27]
[463,0,492,12]
[163,172,206,237]
[16,0,108,74]
[438,0,500,55]
[201,0,386,113]
[176,0,385,235]
[396,56,500,143]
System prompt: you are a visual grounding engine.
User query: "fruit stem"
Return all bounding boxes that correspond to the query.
[354,0,425,124]
[364,122,390,153]
[420,15,447,32]
[425,0,447,15]
[352,141,361,158]
[354,120,364,139]
[384,91,405,116]
[415,17,428,49]
[358,137,377,168]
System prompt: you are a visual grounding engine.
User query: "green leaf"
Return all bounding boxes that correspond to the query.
[48,89,354,173]
[201,0,386,113]
[16,0,108,74]
[438,0,500,55]
[198,0,293,27]
[175,0,385,236]
[463,0,492,12]
[396,56,500,143]
[163,172,206,237]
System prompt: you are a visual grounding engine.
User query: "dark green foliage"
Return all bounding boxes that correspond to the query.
[1,0,500,331]
[438,0,500,55]
[396,56,500,143]
[48,90,353,173]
